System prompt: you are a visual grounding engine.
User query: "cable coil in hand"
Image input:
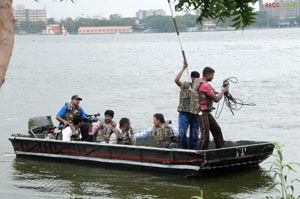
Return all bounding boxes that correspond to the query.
[215,77,256,119]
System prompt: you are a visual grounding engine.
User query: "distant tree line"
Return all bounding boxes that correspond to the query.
[14,12,300,34]
[14,20,46,34]
[58,14,199,33]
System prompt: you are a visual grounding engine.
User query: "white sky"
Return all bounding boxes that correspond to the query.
[13,0,173,19]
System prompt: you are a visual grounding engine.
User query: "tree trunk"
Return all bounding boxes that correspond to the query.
[0,0,14,88]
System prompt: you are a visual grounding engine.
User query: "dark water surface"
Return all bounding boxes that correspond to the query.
[1,29,300,198]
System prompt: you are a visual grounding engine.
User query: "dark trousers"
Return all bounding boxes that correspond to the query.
[80,122,93,142]
[197,112,224,150]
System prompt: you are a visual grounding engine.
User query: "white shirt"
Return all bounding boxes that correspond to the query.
[62,126,81,141]
[109,131,118,144]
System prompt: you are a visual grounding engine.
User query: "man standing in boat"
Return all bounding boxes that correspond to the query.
[175,61,200,150]
[197,67,228,150]
[56,95,92,141]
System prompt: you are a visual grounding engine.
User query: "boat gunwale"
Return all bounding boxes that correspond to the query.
[14,151,202,171]
[8,135,274,154]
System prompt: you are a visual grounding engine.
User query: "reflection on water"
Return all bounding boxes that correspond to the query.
[12,157,272,199]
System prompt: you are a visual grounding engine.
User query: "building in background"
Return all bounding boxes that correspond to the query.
[44,24,60,35]
[136,9,166,20]
[260,0,300,20]
[13,4,47,24]
[78,26,133,34]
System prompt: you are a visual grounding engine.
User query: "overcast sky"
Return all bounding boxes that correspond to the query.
[13,0,174,19]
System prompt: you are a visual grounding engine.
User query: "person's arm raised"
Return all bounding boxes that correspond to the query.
[175,61,188,87]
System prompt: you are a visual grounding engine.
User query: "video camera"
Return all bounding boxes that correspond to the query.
[83,113,100,123]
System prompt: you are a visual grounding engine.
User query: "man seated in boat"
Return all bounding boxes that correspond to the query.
[109,118,133,145]
[56,95,92,141]
[56,95,87,126]
[89,110,117,144]
[134,113,179,148]
[62,114,83,141]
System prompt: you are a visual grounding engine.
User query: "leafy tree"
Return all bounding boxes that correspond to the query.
[180,14,198,28]
[18,21,46,34]
[295,16,300,26]
[141,16,174,32]
[62,17,76,33]
[175,0,257,29]
[47,18,57,24]
[109,14,122,20]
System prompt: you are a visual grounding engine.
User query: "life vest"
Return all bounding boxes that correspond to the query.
[63,102,82,122]
[152,122,174,148]
[69,124,81,141]
[114,129,131,145]
[198,81,214,112]
[177,81,191,113]
[178,79,207,115]
[189,78,204,115]
[96,119,116,142]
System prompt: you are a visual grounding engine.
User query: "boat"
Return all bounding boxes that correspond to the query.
[44,25,55,35]
[62,24,69,36]
[8,116,274,177]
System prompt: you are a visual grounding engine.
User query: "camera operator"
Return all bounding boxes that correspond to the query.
[56,95,92,141]
[197,67,228,150]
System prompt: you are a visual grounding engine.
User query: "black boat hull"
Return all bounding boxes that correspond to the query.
[9,136,274,176]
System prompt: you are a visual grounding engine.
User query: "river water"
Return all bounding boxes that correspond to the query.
[1,29,300,198]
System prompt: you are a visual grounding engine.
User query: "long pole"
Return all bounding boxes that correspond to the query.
[167,0,190,80]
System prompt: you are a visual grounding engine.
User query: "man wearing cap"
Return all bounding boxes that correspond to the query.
[90,110,117,143]
[56,95,87,127]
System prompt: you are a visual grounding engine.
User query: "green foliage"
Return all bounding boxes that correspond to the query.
[141,14,198,32]
[15,20,46,34]
[255,11,279,28]
[47,18,56,24]
[48,14,198,33]
[141,16,174,32]
[265,143,300,199]
[191,190,204,199]
[295,16,300,26]
[175,0,258,29]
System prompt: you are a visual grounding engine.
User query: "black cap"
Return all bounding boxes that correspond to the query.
[71,95,82,101]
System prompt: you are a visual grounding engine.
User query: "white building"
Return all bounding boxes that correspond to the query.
[260,0,300,20]
[13,5,47,23]
[136,9,166,20]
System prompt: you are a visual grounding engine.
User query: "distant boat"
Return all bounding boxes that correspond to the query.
[143,27,154,33]
[62,24,69,36]
[44,25,55,35]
